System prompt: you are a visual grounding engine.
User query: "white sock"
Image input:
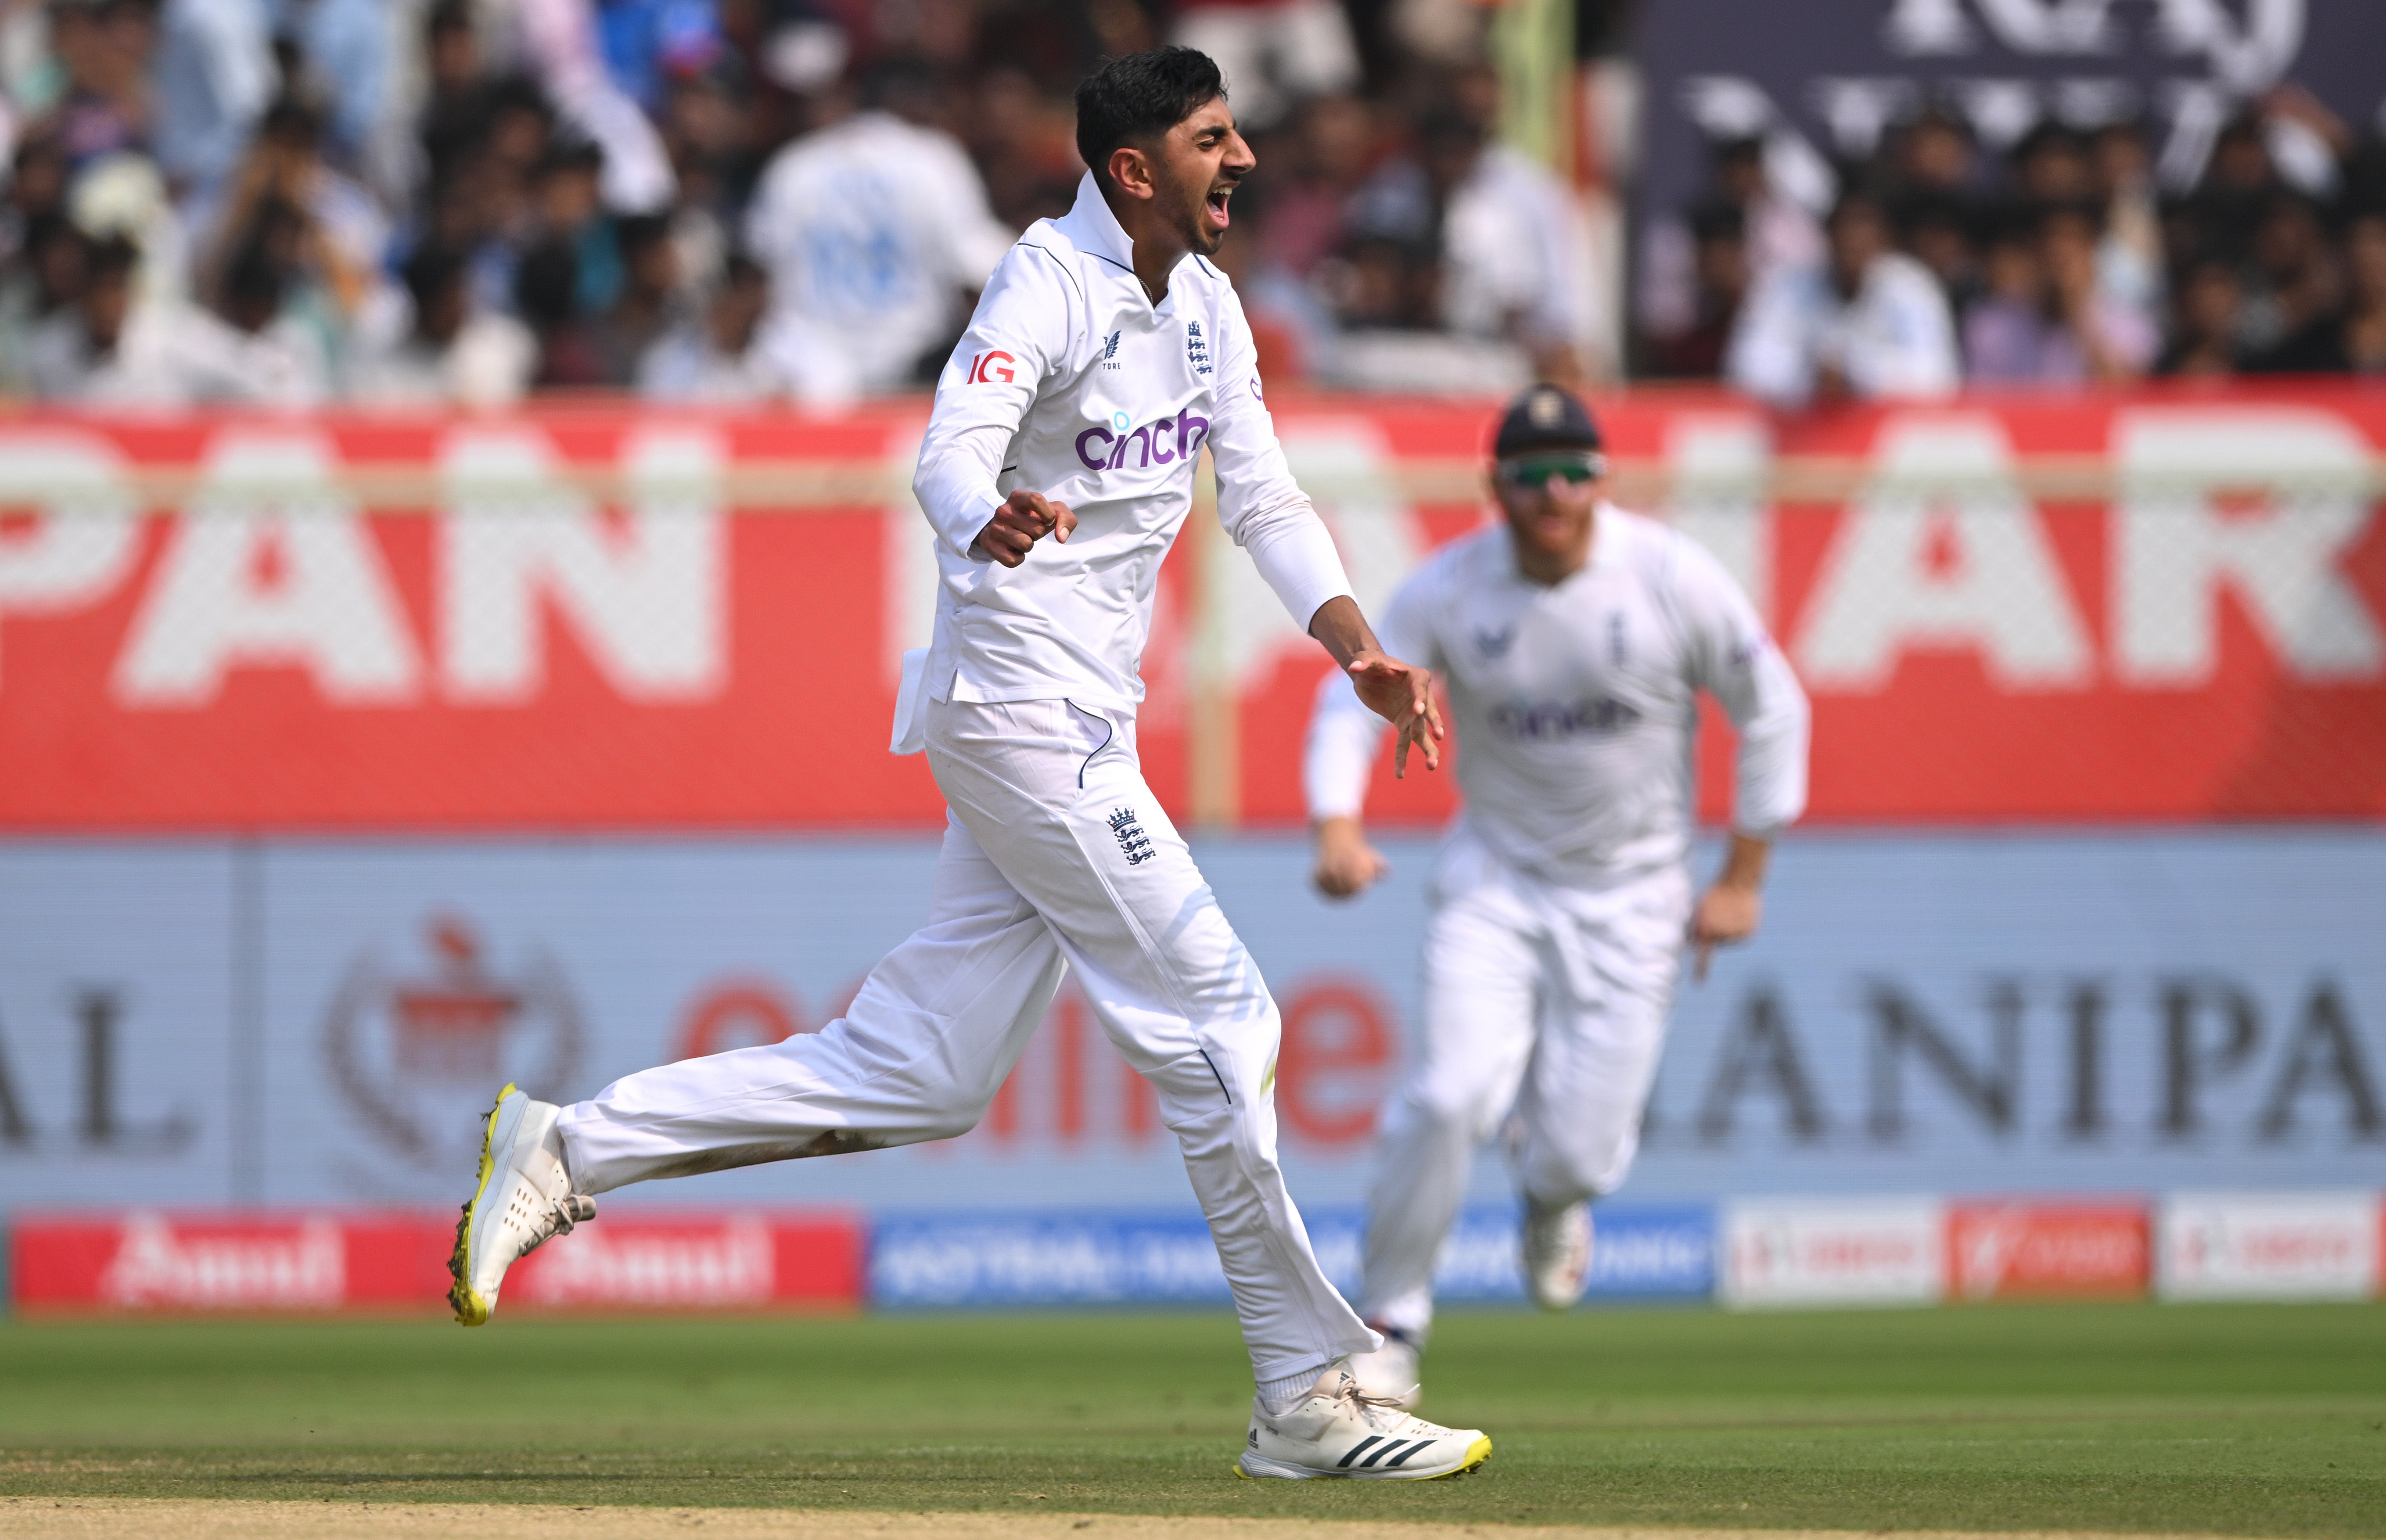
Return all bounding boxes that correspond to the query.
[1256,1363,1336,1418]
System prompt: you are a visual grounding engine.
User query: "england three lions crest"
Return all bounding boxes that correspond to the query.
[323,915,585,1170]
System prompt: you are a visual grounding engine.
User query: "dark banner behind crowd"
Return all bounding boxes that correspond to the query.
[1632,0,2386,233]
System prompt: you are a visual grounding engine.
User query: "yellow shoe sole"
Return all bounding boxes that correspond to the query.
[446,1081,517,1326]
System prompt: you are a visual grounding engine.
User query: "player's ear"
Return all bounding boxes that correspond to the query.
[1107,144,1157,201]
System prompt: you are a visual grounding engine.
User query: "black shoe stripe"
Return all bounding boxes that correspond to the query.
[1383,1440,1433,1468]
[1359,1439,1410,1468]
[1336,1435,1383,1468]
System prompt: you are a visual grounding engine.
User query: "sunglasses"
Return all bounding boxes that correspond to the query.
[1498,453,1604,489]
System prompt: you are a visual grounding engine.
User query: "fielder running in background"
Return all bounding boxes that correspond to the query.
[448,47,1494,1483]
[1304,384,1811,1407]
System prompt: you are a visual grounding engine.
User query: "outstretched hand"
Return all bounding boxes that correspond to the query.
[972,489,1077,567]
[1346,651,1444,777]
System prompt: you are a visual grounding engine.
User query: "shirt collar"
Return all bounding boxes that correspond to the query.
[1058,171,1181,292]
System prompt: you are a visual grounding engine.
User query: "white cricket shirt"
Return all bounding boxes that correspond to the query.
[907,173,1354,718]
[1305,508,1810,884]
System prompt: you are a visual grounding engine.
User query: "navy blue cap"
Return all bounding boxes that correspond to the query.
[1492,383,1603,460]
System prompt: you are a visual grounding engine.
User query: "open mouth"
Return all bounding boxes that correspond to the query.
[1205,186,1234,229]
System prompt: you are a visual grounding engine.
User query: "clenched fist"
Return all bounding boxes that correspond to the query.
[972,489,1078,567]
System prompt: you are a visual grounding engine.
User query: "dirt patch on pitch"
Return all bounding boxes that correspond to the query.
[0,1501,2255,1540]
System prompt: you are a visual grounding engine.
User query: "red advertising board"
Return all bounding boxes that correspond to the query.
[0,387,2379,832]
[1946,1201,2152,1300]
[9,1210,865,1314]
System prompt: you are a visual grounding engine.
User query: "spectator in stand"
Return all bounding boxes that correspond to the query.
[1895,107,1983,201]
[590,208,676,383]
[418,11,547,199]
[1,131,72,258]
[24,226,135,397]
[516,0,676,216]
[516,233,606,387]
[532,135,622,316]
[1963,203,2153,385]
[346,241,535,407]
[1638,134,1823,372]
[1170,0,1359,133]
[0,215,91,391]
[1237,90,1375,370]
[2090,118,2163,317]
[1727,187,1958,407]
[271,0,397,179]
[653,61,753,296]
[31,230,326,403]
[197,235,332,399]
[2331,211,2386,373]
[591,0,724,117]
[1639,201,1747,379]
[0,135,83,388]
[962,65,1086,234]
[413,67,558,320]
[742,58,1010,400]
[1427,65,1599,383]
[636,247,782,399]
[2011,122,2094,205]
[198,95,392,348]
[149,0,272,203]
[47,0,151,171]
[1898,193,1982,318]
[2173,111,2278,273]
[2240,193,2343,363]
[2250,209,2386,374]
[2156,256,2245,377]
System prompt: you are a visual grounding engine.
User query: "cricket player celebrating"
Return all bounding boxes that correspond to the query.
[448,47,1493,1483]
[1305,384,1810,1407]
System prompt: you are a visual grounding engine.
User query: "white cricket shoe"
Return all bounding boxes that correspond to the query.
[1346,1325,1423,1410]
[1521,1198,1591,1312]
[1237,1367,1490,1480]
[447,1083,593,1326]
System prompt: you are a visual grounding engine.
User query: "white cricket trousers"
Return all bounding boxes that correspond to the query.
[1358,828,1691,1341]
[557,696,1378,1384]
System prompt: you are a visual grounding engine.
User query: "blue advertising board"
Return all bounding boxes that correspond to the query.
[868,1203,1718,1308]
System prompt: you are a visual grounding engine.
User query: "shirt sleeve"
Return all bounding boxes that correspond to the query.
[1668,530,1810,836]
[1206,284,1355,631]
[909,244,1073,561]
[1301,567,1437,822]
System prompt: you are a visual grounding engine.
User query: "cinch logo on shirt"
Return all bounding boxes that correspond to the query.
[1075,408,1210,472]
[1489,696,1642,740]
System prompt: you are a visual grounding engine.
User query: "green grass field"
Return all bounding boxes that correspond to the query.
[2,1303,2382,1534]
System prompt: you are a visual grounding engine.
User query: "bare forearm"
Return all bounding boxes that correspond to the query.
[1717,833,1772,891]
[1314,812,1365,843]
[1306,595,1381,669]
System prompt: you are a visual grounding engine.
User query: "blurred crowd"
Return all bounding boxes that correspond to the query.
[2,0,2380,413]
[1638,89,2386,404]
[0,0,1608,410]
